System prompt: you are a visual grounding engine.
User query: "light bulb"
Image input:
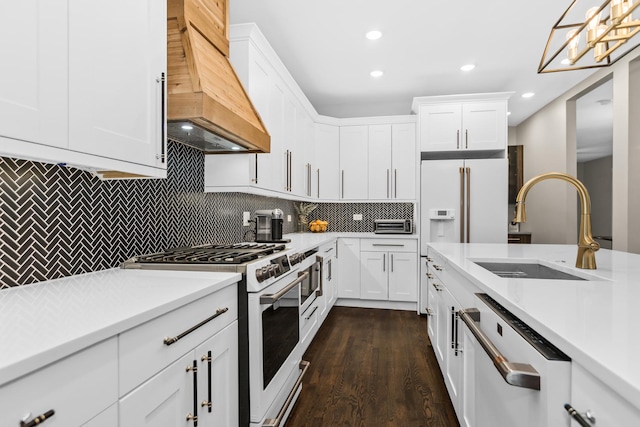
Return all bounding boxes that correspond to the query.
[586,7,601,45]
[566,29,580,62]
[594,24,608,61]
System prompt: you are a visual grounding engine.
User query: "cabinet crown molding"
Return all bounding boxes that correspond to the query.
[411,92,514,114]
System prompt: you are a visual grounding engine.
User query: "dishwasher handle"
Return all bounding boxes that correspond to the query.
[459,308,541,390]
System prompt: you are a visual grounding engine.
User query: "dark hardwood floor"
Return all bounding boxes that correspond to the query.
[286,307,459,427]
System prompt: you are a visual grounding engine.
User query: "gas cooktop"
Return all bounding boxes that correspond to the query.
[129,243,287,265]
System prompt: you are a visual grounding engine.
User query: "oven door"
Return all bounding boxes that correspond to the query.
[248,269,308,423]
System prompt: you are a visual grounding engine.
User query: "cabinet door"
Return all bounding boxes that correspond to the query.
[195,322,239,427]
[419,104,461,152]
[462,101,507,151]
[120,352,195,427]
[442,288,462,416]
[337,238,361,298]
[570,362,640,426]
[314,124,340,199]
[391,123,416,199]
[459,317,477,427]
[388,252,417,302]
[68,0,166,169]
[368,124,392,200]
[433,277,448,369]
[360,251,388,300]
[465,159,508,243]
[426,267,438,344]
[0,1,68,148]
[339,126,369,199]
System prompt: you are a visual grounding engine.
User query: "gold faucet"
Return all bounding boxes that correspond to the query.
[513,172,600,269]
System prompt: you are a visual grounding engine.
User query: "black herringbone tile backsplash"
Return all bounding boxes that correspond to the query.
[0,141,413,288]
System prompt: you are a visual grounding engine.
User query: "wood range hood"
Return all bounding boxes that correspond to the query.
[167,0,270,153]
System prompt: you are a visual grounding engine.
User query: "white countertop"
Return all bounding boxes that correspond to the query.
[427,242,640,408]
[0,268,241,386]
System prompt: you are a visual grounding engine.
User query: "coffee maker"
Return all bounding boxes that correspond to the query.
[255,209,288,243]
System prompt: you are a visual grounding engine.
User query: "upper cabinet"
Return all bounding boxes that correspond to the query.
[339,126,369,200]
[314,123,340,199]
[413,94,510,154]
[0,0,168,179]
[0,0,68,149]
[368,123,416,200]
[68,0,167,174]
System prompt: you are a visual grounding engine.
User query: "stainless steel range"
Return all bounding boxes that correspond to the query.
[122,242,318,427]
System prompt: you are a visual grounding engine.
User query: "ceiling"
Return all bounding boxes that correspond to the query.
[229,0,601,126]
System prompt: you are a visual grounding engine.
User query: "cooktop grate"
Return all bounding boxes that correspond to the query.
[134,243,287,264]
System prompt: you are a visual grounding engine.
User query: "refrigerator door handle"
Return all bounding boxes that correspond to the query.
[466,166,471,243]
[459,167,465,243]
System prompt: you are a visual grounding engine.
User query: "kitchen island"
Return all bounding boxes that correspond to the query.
[427,242,640,424]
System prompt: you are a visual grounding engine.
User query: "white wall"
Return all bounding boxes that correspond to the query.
[577,156,613,248]
[515,46,640,251]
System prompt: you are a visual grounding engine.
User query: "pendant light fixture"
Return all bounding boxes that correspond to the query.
[539,0,640,73]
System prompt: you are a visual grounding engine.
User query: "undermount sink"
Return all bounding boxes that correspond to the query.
[474,261,588,281]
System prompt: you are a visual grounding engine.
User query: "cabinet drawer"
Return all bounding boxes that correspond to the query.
[0,337,118,427]
[570,362,640,425]
[119,284,238,396]
[360,238,417,252]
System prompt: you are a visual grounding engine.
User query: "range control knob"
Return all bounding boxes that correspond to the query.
[256,267,269,282]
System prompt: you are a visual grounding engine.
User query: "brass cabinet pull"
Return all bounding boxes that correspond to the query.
[20,410,55,427]
[466,167,471,243]
[163,307,229,346]
[201,351,213,413]
[186,359,199,426]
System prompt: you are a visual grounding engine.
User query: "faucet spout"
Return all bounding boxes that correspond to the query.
[513,172,600,269]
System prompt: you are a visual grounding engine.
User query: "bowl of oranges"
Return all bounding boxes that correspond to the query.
[309,219,328,232]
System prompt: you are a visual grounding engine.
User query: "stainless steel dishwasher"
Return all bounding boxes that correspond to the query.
[458,293,572,427]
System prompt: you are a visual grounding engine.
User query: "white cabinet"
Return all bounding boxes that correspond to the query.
[568,362,640,426]
[68,0,167,171]
[0,338,118,427]
[314,124,340,199]
[339,126,369,199]
[360,251,388,300]
[360,239,418,302]
[415,95,508,152]
[0,0,67,148]
[337,238,361,298]
[368,123,416,200]
[118,284,239,427]
[119,351,194,427]
[318,240,338,320]
[0,0,167,178]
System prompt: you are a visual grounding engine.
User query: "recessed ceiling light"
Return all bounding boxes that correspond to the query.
[460,64,475,71]
[181,124,193,130]
[366,30,382,40]
[507,111,512,116]
[231,146,241,151]
[370,70,384,78]
[522,92,535,98]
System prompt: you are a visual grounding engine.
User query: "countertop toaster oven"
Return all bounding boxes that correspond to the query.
[373,219,413,234]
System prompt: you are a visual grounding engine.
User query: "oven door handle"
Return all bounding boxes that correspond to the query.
[260,271,309,304]
[459,308,541,390]
[263,360,310,427]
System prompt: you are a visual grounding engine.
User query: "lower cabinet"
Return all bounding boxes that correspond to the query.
[337,238,361,298]
[360,239,418,302]
[568,362,640,426]
[0,338,118,427]
[119,322,239,427]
